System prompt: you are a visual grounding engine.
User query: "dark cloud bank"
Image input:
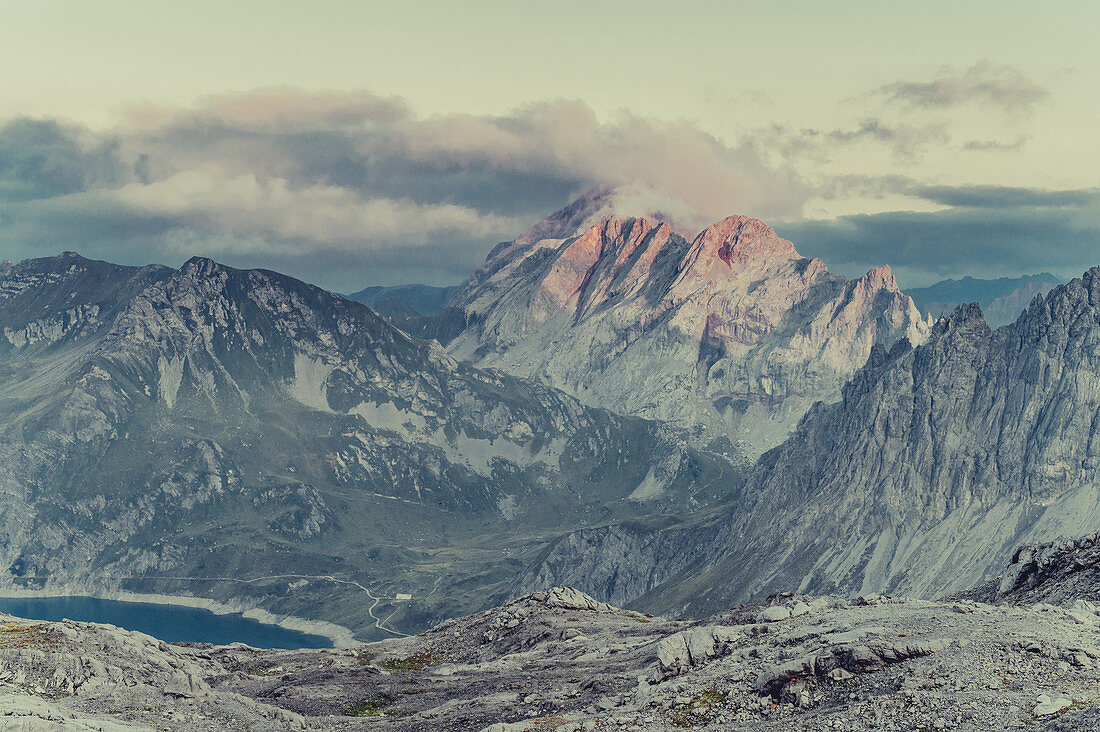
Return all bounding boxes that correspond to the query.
[780,185,1100,288]
[0,76,1094,292]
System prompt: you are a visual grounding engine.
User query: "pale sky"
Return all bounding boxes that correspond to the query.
[0,0,1097,289]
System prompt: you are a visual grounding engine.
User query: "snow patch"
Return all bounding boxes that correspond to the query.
[498,494,519,520]
[448,432,532,476]
[350,400,427,437]
[158,355,184,409]
[628,467,667,501]
[290,353,334,412]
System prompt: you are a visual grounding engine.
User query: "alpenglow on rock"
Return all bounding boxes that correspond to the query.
[0,252,738,638]
[448,188,930,454]
[517,268,1100,617]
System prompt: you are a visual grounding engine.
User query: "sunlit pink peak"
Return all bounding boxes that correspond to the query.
[683,215,798,271]
[855,264,900,293]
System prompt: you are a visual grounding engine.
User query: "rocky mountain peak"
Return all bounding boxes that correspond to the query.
[698,215,792,263]
[1084,266,1100,299]
[509,187,619,248]
[179,255,226,277]
[576,214,666,259]
[506,185,703,255]
[854,264,900,294]
[930,301,990,340]
[449,190,929,455]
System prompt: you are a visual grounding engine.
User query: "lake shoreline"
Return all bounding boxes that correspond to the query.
[0,585,360,649]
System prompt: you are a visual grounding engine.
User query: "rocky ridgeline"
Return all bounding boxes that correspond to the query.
[907,273,1063,328]
[448,187,929,455]
[0,586,1098,730]
[521,268,1100,619]
[0,252,739,638]
[683,269,1100,610]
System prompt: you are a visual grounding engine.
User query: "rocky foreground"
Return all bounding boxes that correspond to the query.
[1,584,1099,731]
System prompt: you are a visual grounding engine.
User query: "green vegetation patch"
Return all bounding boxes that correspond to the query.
[381,651,437,673]
[669,687,729,727]
[344,691,395,717]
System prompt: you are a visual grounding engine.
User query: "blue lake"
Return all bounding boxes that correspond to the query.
[0,596,333,649]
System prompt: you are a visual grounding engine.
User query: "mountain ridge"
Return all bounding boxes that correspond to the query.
[907,272,1064,327]
[0,250,740,639]
[447,189,930,455]
[514,266,1100,617]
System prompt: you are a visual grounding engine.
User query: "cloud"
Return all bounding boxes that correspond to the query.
[0,83,1071,293]
[749,64,1047,165]
[0,91,812,289]
[878,62,1049,113]
[814,174,918,200]
[110,171,521,248]
[778,186,1100,287]
[909,185,1098,210]
[748,119,952,163]
[126,95,809,223]
[124,87,411,132]
[0,118,127,202]
[961,136,1028,152]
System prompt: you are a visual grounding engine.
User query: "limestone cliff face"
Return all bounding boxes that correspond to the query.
[518,269,1100,616]
[450,190,929,454]
[700,269,1100,604]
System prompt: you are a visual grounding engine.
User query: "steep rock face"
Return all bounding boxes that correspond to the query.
[449,191,929,454]
[504,517,723,608]
[521,268,1100,616]
[0,253,738,637]
[668,268,1100,614]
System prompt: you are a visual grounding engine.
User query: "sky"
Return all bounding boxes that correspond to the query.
[0,0,1097,291]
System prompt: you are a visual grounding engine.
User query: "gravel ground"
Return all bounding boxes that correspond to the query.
[0,587,1098,730]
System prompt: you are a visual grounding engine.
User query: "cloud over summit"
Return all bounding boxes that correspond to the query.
[0,88,811,289]
[0,71,1092,293]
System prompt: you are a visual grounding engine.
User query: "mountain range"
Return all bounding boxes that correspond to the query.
[3,187,1098,647]
[518,266,1100,617]
[0,251,736,639]
[447,188,929,456]
[344,284,461,317]
[907,273,1064,327]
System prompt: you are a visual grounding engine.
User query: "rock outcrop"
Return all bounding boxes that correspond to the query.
[1,586,1099,730]
[448,188,929,455]
[958,533,1100,608]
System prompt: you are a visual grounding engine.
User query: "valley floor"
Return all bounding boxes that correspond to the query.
[0,588,1098,730]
